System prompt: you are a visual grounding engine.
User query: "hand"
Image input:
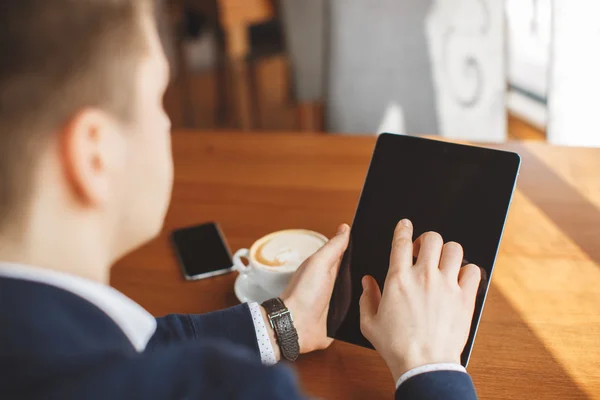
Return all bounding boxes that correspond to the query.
[275,224,350,355]
[359,219,481,382]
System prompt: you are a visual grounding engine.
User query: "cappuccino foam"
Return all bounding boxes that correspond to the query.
[253,230,327,269]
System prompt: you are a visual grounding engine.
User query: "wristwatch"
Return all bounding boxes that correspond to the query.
[261,297,300,362]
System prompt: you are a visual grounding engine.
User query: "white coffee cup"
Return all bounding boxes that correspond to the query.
[233,229,328,297]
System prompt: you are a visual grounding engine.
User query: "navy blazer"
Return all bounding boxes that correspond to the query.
[0,278,477,399]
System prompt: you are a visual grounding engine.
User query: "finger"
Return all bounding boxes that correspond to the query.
[413,236,421,259]
[388,219,414,278]
[310,224,350,266]
[476,266,488,296]
[439,241,464,280]
[414,231,444,270]
[359,276,382,323]
[458,263,482,306]
[411,236,422,266]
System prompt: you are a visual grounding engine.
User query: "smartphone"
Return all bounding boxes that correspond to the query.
[170,222,234,280]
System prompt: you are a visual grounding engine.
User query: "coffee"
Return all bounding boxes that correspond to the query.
[233,229,328,296]
[252,230,328,269]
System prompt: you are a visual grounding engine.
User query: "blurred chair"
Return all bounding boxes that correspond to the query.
[217,0,275,130]
[281,0,506,141]
[163,0,287,130]
[162,0,227,128]
[547,0,600,147]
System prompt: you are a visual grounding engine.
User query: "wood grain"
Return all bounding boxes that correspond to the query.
[112,131,600,399]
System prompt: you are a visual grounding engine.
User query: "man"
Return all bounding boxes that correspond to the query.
[0,1,482,399]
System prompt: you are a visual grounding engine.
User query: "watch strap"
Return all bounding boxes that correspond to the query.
[261,297,300,362]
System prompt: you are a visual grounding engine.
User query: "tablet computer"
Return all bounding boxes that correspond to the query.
[327,133,520,366]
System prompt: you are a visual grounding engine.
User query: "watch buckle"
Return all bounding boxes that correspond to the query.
[268,309,292,329]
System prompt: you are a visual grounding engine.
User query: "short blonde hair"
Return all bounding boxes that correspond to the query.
[0,0,153,228]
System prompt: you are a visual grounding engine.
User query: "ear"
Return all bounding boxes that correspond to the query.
[59,109,122,207]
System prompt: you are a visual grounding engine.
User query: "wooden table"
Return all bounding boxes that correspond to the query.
[112,131,600,399]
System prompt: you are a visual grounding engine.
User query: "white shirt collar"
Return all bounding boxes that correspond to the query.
[0,263,156,352]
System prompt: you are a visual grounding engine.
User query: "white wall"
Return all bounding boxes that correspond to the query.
[547,0,600,147]
[506,0,551,100]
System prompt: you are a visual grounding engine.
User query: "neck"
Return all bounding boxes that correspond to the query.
[0,212,113,284]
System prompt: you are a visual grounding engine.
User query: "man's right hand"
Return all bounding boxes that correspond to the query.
[359,219,481,383]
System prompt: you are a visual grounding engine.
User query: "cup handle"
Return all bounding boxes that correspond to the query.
[233,249,252,274]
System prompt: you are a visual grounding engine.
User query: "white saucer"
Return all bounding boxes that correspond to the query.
[234,273,277,304]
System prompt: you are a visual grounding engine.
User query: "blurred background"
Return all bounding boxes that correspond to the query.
[159,0,600,147]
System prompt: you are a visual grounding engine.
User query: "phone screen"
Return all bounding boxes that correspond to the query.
[171,223,234,280]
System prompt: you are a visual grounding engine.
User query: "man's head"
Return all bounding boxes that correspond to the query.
[0,0,173,270]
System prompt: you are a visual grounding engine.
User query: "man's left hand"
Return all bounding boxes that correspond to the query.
[274,224,350,355]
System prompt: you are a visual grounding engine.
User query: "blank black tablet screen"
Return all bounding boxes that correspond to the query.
[327,133,520,366]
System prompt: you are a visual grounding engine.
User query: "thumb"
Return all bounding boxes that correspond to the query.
[311,224,350,265]
[359,275,382,323]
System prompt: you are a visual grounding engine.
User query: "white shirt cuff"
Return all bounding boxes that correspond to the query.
[396,363,467,389]
[248,302,278,366]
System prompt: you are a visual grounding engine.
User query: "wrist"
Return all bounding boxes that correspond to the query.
[383,354,411,383]
[384,348,461,382]
[261,297,302,361]
[279,296,306,354]
[259,305,281,361]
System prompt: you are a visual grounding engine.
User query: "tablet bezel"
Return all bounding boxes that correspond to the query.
[328,133,521,367]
